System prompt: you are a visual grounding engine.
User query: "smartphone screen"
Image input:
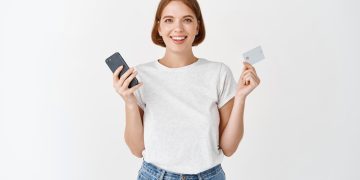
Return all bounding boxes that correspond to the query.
[105,52,139,88]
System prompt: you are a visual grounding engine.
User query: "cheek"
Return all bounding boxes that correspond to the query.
[185,25,198,34]
[159,25,170,35]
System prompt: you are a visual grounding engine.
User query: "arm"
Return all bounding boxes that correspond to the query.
[219,96,246,157]
[124,104,145,158]
[112,65,145,158]
[219,61,260,157]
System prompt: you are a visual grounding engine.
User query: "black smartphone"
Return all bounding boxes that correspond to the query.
[105,52,139,88]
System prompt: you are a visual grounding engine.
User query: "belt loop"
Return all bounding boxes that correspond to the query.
[159,169,165,180]
[197,174,202,180]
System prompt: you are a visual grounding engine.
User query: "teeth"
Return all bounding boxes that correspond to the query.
[172,36,186,40]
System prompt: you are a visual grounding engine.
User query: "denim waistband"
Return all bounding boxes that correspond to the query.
[140,160,223,179]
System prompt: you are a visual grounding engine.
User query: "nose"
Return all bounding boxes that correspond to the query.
[173,20,184,33]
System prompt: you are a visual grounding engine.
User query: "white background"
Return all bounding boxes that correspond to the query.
[1,0,360,179]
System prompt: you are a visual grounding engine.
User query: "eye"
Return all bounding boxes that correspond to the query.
[184,18,193,23]
[164,19,173,23]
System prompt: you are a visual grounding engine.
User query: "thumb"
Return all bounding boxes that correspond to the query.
[243,61,251,70]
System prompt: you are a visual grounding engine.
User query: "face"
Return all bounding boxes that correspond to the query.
[158,1,199,53]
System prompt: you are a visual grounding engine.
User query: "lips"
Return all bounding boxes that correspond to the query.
[170,35,187,44]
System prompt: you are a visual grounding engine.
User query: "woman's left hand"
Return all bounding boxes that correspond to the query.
[236,61,261,99]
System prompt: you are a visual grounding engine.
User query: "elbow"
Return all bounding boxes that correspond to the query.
[221,142,240,157]
[124,135,144,158]
[127,143,144,158]
[131,149,144,158]
[222,149,236,157]
[221,134,244,157]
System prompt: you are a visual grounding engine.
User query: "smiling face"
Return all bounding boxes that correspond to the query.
[158,1,199,53]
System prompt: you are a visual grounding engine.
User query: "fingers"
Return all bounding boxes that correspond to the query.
[240,61,258,80]
[118,67,135,87]
[123,69,138,87]
[113,67,136,92]
[243,73,253,86]
[128,82,144,94]
[242,71,260,85]
[239,69,254,81]
[243,61,257,74]
[113,66,144,98]
[113,65,123,82]
[240,69,260,85]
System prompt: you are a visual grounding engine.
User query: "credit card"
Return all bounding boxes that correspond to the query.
[242,46,265,65]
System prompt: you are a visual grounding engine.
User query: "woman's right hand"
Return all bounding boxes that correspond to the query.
[113,66,143,106]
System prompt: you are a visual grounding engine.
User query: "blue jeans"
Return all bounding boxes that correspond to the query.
[137,160,226,180]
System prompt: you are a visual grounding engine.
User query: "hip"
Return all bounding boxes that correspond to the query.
[137,160,226,180]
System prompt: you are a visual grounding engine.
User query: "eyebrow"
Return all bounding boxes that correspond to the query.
[162,15,195,19]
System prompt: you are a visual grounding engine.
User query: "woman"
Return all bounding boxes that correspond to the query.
[112,0,260,179]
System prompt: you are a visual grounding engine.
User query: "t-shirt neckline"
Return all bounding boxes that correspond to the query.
[155,58,203,71]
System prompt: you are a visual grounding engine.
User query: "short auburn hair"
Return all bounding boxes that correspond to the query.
[151,0,206,47]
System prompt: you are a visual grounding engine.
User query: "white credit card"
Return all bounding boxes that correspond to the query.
[242,46,265,65]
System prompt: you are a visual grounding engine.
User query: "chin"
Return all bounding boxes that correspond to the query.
[169,47,187,53]
[166,44,192,53]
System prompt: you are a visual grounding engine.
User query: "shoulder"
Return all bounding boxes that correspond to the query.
[198,58,225,71]
[134,60,154,69]
[201,58,232,68]
[200,58,232,75]
[134,60,157,72]
[199,58,222,66]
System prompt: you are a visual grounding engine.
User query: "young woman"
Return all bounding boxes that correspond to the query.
[112,0,260,179]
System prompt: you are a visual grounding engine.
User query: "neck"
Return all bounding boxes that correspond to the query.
[159,49,198,68]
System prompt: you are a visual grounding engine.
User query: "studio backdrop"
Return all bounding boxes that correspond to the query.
[0,0,359,179]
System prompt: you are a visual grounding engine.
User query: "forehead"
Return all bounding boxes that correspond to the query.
[161,1,196,17]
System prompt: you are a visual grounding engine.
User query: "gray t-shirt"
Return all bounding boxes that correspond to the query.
[133,58,237,174]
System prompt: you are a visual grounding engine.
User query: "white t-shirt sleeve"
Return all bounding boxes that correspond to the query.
[133,89,145,110]
[217,63,237,108]
[133,69,146,110]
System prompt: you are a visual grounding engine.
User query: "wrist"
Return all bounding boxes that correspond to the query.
[234,95,246,104]
[125,103,138,109]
